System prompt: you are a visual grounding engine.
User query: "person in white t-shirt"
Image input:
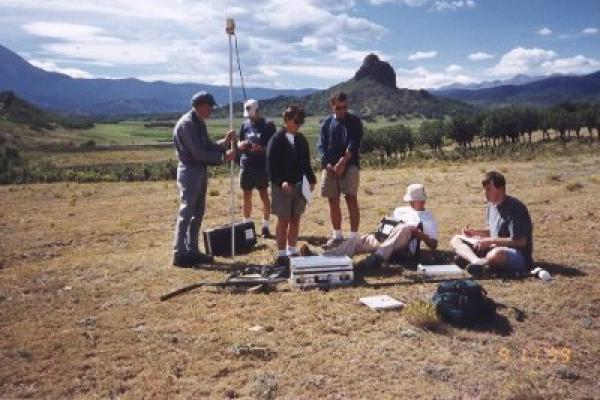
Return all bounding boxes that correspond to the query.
[325,183,438,269]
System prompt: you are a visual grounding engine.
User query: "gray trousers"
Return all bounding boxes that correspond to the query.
[173,162,208,257]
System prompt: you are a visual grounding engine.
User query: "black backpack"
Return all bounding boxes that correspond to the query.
[432,279,497,325]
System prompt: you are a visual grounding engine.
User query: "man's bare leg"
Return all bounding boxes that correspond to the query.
[450,235,486,265]
[328,197,342,231]
[345,194,360,234]
[242,190,253,220]
[287,217,300,253]
[258,188,271,222]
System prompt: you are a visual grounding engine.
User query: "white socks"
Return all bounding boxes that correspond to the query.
[349,231,359,239]
[333,229,343,239]
[277,248,298,257]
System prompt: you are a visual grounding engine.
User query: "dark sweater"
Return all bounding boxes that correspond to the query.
[317,113,363,169]
[266,129,317,187]
[238,117,276,169]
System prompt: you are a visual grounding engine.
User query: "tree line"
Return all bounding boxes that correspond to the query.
[361,103,600,156]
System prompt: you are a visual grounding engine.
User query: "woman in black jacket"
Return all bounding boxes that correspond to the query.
[266,105,316,265]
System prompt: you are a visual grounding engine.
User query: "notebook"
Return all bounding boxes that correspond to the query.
[359,295,404,311]
[417,264,465,277]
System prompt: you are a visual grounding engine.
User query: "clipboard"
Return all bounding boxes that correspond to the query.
[302,175,312,204]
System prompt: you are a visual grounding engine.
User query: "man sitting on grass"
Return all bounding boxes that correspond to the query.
[450,171,533,277]
[325,183,438,269]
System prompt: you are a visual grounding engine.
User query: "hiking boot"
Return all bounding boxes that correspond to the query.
[261,226,272,239]
[172,254,197,268]
[192,252,214,265]
[359,253,384,270]
[274,255,290,268]
[321,236,344,250]
[467,262,490,278]
[453,255,469,268]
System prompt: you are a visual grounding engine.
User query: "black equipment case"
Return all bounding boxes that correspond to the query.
[203,222,257,257]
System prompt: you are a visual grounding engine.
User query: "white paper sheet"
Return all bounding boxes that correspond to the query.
[302,175,312,204]
[359,295,404,311]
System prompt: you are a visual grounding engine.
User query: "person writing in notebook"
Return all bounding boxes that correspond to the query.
[450,171,533,277]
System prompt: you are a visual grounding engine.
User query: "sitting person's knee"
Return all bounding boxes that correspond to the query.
[449,234,462,248]
[485,248,508,266]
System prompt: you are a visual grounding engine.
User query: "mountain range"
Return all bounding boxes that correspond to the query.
[0,44,316,116]
[2,42,599,116]
[434,71,600,108]
[432,74,553,92]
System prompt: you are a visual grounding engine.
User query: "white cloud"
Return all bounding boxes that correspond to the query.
[258,64,357,80]
[22,22,108,41]
[541,55,600,74]
[468,51,494,61]
[408,50,438,60]
[488,47,557,76]
[27,59,93,78]
[445,64,462,73]
[9,0,388,88]
[582,27,598,35]
[396,65,477,89]
[537,27,552,36]
[488,47,600,77]
[429,0,475,11]
[368,0,475,11]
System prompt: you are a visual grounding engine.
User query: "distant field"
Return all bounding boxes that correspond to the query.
[77,115,424,147]
[19,115,425,168]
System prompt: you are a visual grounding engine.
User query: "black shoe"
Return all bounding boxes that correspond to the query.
[261,226,272,239]
[453,255,469,268]
[172,254,197,268]
[192,252,214,265]
[274,255,290,268]
[466,262,490,277]
[359,253,384,270]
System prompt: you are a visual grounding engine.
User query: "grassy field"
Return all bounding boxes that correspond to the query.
[1,155,599,399]
[78,115,423,147]
[15,115,424,171]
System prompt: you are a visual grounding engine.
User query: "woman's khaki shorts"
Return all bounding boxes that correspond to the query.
[271,184,306,220]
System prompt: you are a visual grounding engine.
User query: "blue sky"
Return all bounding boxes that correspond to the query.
[0,0,598,89]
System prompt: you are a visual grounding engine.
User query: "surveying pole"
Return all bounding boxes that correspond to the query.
[226,18,236,261]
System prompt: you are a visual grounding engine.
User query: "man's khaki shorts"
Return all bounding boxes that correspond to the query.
[271,184,306,220]
[320,165,360,198]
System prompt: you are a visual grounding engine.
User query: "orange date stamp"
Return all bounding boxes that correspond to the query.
[498,345,572,363]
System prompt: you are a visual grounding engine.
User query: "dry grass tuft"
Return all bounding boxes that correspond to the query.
[566,181,584,191]
[546,174,561,182]
[403,301,443,332]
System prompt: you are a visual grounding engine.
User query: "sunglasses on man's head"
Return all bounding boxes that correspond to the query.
[335,105,348,111]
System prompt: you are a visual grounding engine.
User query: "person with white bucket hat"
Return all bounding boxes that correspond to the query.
[326,183,439,270]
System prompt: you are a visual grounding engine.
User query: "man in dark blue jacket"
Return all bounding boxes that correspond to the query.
[317,92,363,250]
